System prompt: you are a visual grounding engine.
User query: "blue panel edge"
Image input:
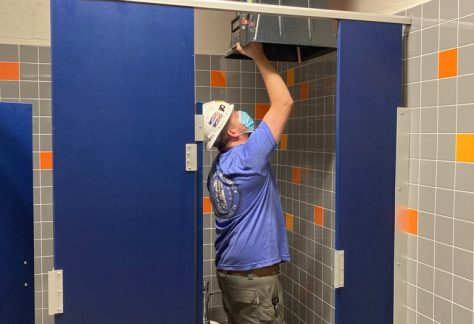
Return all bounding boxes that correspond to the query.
[196,101,204,323]
[335,21,402,324]
[0,102,34,323]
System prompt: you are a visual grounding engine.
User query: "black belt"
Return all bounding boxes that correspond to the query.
[223,264,280,277]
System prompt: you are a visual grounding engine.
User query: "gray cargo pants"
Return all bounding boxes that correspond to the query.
[216,270,285,324]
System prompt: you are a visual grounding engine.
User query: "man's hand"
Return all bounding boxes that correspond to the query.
[236,42,265,62]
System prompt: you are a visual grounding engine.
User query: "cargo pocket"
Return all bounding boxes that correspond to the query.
[228,288,276,323]
[228,287,258,304]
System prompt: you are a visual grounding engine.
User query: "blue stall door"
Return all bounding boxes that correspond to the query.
[52,1,199,323]
[0,103,34,323]
[335,20,402,324]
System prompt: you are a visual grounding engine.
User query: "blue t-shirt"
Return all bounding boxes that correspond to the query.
[208,121,290,271]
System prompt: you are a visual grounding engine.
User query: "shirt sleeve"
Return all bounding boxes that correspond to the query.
[240,121,277,172]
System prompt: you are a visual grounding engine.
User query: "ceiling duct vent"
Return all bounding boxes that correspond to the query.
[225,4,338,62]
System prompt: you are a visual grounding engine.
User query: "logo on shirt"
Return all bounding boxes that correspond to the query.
[209,171,240,219]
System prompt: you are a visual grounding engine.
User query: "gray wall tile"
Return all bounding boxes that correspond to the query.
[418,237,435,265]
[453,248,473,280]
[459,14,474,46]
[195,55,210,70]
[38,47,50,64]
[407,82,421,107]
[435,215,453,244]
[452,276,473,309]
[437,134,455,161]
[459,0,474,17]
[438,106,456,133]
[419,211,435,239]
[422,26,439,55]
[0,81,20,98]
[417,289,434,318]
[195,71,209,86]
[420,134,437,159]
[20,81,39,98]
[420,160,436,186]
[420,107,437,133]
[435,242,453,272]
[20,63,38,81]
[0,44,19,61]
[39,82,51,99]
[404,60,417,84]
[421,53,438,81]
[421,80,438,107]
[453,219,474,250]
[438,77,457,106]
[440,0,458,21]
[439,20,458,50]
[454,191,474,222]
[39,64,51,82]
[422,0,439,28]
[408,31,422,57]
[433,295,452,324]
[407,5,422,31]
[458,104,474,132]
[455,163,474,192]
[435,188,454,217]
[458,44,474,75]
[19,45,38,63]
[453,304,473,324]
[458,74,474,104]
[418,263,434,291]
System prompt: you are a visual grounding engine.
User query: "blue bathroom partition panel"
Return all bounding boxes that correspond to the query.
[0,103,34,324]
[52,1,198,323]
[335,21,402,324]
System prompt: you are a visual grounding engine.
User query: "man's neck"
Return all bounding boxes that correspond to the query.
[224,135,248,151]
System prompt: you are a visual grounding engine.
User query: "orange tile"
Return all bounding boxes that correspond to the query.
[0,62,19,80]
[300,81,309,100]
[397,207,418,235]
[314,206,324,226]
[285,213,294,231]
[203,196,212,214]
[287,68,294,86]
[255,103,270,120]
[439,48,458,78]
[39,151,53,169]
[280,134,288,150]
[211,70,226,87]
[292,167,301,184]
[456,134,474,162]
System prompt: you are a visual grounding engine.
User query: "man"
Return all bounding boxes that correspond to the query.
[203,42,293,324]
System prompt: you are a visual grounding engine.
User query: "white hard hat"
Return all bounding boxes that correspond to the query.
[203,100,234,150]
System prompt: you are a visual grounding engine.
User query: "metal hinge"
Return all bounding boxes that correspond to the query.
[48,270,64,315]
[195,114,203,142]
[185,144,197,171]
[334,250,344,288]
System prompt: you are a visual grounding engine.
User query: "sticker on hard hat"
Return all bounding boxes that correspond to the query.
[208,112,223,128]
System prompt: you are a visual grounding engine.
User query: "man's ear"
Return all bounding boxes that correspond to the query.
[227,126,240,138]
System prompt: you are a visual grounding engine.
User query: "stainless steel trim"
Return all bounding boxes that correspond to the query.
[393,107,410,324]
[113,0,412,25]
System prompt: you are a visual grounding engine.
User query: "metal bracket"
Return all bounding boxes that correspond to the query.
[185,144,197,172]
[334,250,344,288]
[48,270,64,315]
[195,114,204,142]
